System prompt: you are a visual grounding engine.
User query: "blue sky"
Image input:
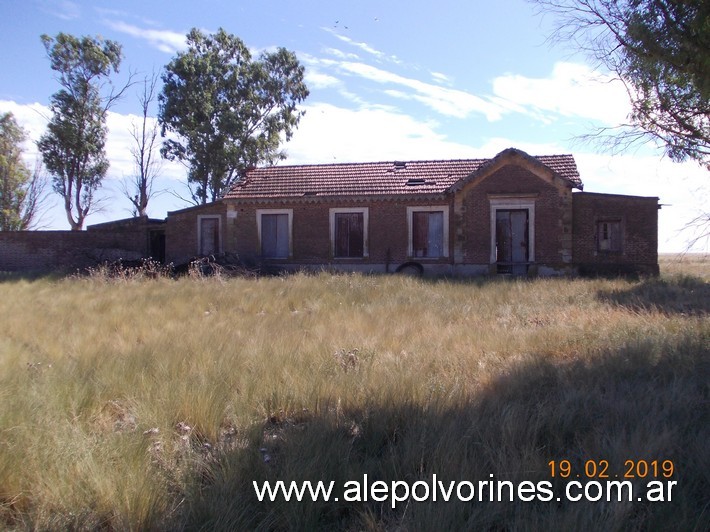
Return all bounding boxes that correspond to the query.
[0,0,707,251]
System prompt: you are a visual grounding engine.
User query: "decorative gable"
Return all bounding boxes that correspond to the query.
[448,148,583,196]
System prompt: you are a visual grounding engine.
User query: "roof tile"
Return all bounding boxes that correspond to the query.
[225,152,582,199]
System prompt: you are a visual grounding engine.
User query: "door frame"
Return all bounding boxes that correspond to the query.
[197,215,222,256]
[489,197,535,266]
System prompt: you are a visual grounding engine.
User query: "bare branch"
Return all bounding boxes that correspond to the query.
[19,160,51,229]
[531,0,710,165]
[121,70,164,217]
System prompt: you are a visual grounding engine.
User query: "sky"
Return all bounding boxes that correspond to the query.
[0,0,707,252]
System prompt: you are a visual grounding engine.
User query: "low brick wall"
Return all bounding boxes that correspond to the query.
[0,217,163,273]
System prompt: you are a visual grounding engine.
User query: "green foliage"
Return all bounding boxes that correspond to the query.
[534,0,709,165]
[622,0,710,163]
[0,113,32,230]
[159,28,309,204]
[37,33,123,230]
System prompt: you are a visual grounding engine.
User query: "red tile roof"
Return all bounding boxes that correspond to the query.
[225,149,582,199]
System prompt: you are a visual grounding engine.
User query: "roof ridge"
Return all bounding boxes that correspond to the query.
[248,158,489,170]
[246,154,576,172]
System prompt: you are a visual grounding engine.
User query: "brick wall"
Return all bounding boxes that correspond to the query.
[573,192,659,275]
[456,164,574,268]
[0,217,161,272]
[166,198,454,270]
[4,190,659,276]
[167,165,578,274]
[165,202,228,265]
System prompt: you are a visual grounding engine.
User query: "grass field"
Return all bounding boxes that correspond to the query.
[0,255,708,530]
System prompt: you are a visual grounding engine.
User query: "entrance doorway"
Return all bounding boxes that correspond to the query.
[198,216,221,256]
[495,209,529,275]
[148,230,166,264]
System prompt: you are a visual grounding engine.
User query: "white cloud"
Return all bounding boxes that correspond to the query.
[301,56,367,104]
[0,100,51,161]
[304,50,505,121]
[476,137,570,157]
[431,72,452,86]
[309,56,630,125]
[284,102,475,164]
[104,20,187,54]
[104,111,186,182]
[285,105,573,166]
[492,62,631,125]
[39,0,80,20]
[304,71,341,90]
[0,100,184,182]
[322,28,385,60]
[338,62,505,121]
[322,47,359,61]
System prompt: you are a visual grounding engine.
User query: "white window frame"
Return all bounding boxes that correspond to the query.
[406,206,449,259]
[256,208,293,259]
[197,215,222,255]
[329,207,369,258]
[489,198,535,264]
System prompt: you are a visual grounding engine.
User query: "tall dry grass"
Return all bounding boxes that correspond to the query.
[0,259,707,529]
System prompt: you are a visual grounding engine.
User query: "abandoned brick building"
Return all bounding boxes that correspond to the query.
[165,148,659,276]
[0,148,660,276]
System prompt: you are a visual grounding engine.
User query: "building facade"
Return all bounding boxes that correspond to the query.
[164,148,660,276]
[0,148,658,275]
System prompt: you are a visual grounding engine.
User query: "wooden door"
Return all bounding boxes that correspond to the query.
[496,209,528,275]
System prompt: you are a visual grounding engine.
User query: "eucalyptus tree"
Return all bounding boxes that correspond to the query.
[159,28,309,204]
[0,113,46,230]
[37,33,128,230]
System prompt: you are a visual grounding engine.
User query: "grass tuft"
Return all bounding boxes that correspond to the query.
[0,255,707,529]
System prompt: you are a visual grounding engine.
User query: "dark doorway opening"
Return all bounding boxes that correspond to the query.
[149,230,166,264]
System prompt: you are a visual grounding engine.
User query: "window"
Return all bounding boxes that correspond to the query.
[197,216,221,255]
[597,220,622,252]
[330,208,368,258]
[257,209,292,258]
[407,206,449,258]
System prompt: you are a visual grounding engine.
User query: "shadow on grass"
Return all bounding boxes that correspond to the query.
[598,275,710,315]
[180,329,710,530]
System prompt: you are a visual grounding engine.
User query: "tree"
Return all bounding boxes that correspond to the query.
[531,0,709,165]
[37,33,126,230]
[0,113,47,230]
[159,28,309,205]
[121,72,162,217]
